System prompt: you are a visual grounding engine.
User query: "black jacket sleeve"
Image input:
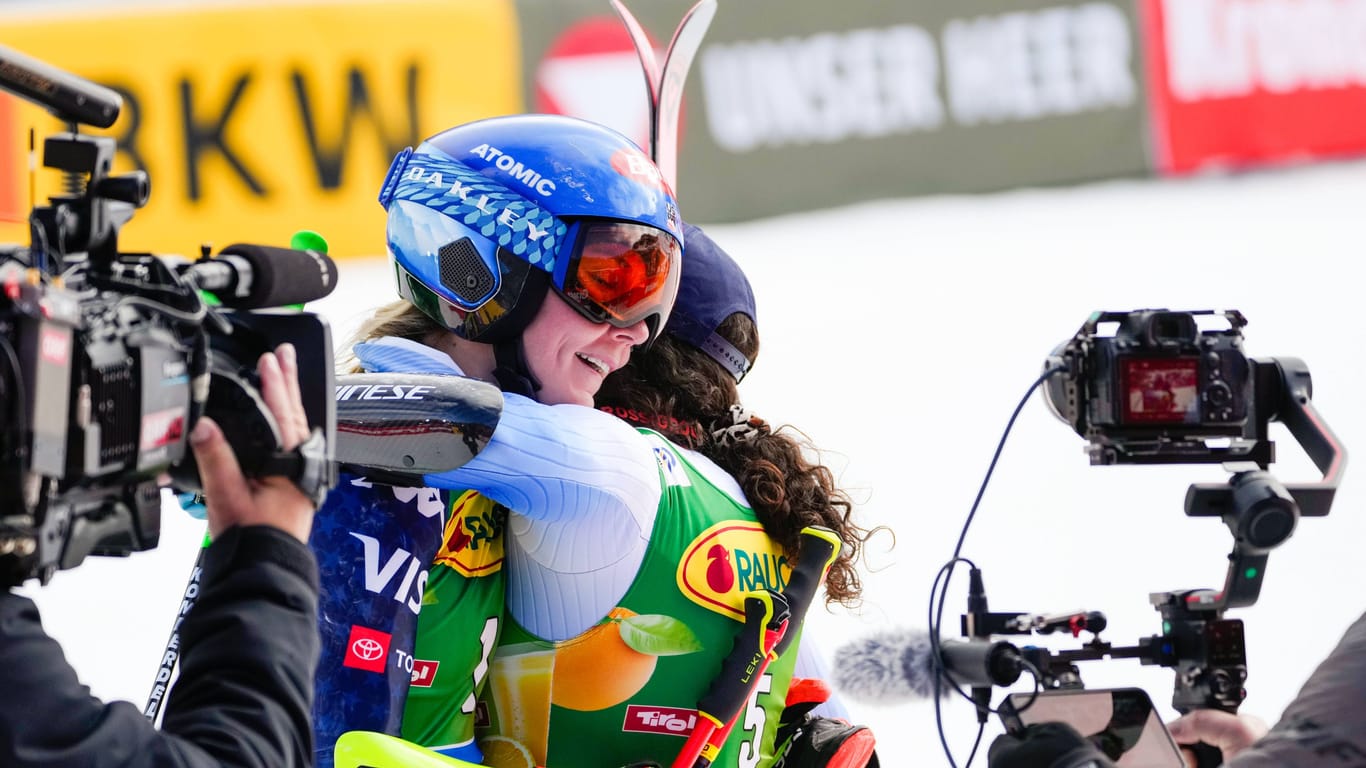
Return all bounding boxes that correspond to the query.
[1222,610,1366,767]
[0,525,320,768]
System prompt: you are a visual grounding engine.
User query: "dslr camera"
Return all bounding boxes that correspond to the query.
[0,45,337,588]
[1043,309,1255,466]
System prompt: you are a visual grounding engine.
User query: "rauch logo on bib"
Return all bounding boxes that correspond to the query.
[676,521,789,621]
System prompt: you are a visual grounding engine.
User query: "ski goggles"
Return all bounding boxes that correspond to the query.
[554,219,682,339]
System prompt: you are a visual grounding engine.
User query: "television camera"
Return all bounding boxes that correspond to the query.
[0,44,337,588]
[946,309,1344,765]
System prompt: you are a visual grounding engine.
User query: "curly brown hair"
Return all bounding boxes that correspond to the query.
[595,313,873,608]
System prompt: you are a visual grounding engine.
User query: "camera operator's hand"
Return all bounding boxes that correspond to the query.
[988,722,1116,768]
[1166,710,1269,767]
[191,343,315,543]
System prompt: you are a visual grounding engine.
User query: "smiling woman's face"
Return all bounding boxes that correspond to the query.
[521,292,649,406]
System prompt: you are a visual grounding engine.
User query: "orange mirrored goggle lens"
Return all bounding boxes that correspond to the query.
[562,223,680,327]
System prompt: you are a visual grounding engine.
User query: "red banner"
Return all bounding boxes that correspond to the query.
[1142,0,1366,174]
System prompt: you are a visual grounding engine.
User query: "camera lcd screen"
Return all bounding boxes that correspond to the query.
[1001,688,1185,768]
[1120,357,1199,425]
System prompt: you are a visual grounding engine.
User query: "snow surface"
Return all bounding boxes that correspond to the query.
[24,157,1366,765]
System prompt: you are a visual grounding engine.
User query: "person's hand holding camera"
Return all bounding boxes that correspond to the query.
[190,343,315,543]
[1166,710,1269,767]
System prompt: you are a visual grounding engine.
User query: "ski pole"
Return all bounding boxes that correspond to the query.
[690,605,789,768]
[695,527,842,766]
[674,525,845,768]
[768,526,841,662]
[143,524,212,723]
[696,526,843,767]
[672,589,789,768]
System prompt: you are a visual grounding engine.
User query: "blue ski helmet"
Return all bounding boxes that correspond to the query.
[378,114,684,346]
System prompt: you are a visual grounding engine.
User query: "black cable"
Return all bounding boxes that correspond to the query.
[929,557,976,768]
[1008,658,1045,716]
[965,723,986,767]
[117,294,207,325]
[0,332,34,579]
[0,333,28,452]
[28,210,50,275]
[929,363,1067,768]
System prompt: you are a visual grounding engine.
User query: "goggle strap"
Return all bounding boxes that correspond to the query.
[391,150,568,275]
[491,338,541,398]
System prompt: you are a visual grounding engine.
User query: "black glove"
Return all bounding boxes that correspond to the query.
[775,714,879,768]
[988,723,1118,768]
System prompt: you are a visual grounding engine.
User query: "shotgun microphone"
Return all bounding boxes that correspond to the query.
[181,244,338,309]
[0,43,122,127]
[833,628,1023,703]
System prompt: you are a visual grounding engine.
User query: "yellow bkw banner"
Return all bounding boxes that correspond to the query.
[0,0,525,260]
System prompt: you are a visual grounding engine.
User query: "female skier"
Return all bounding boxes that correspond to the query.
[312,112,682,767]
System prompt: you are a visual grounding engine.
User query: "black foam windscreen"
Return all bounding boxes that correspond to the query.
[216,243,339,308]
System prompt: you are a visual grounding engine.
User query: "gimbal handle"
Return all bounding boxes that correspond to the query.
[1186,357,1346,518]
[1183,357,1346,610]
